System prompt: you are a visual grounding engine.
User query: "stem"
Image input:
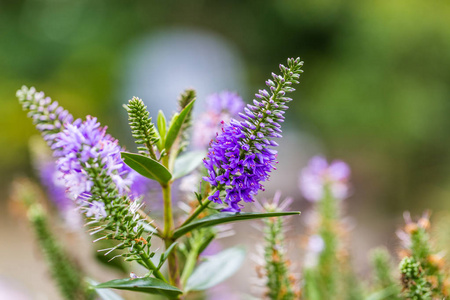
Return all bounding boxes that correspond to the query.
[145,141,157,160]
[180,241,201,288]
[180,199,212,228]
[135,244,167,282]
[162,184,174,238]
[165,239,180,287]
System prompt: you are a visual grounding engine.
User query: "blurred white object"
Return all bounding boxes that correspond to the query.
[0,278,31,300]
[120,28,247,120]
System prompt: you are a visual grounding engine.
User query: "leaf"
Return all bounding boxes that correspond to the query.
[121,152,172,184]
[173,150,206,179]
[95,287,125,300]
[185,247,246,291]
[157,242,178,270]
[173,211,300,239]
[165,99,195,151]
[86,278,124,300]
[95,277,182,298]
[157,110,167,150]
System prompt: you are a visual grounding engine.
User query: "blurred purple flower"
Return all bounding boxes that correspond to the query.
[192,91,244,149]
[299,156,351,202]
[53,116,136,219]
[85,201,107,220]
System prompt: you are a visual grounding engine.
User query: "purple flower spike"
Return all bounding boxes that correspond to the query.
[299,156,351,202]
[203,58,303,212]
[193,91,244,149]
[54,116,133,204]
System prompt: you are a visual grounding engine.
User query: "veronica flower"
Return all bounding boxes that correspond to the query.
[35,158,82,228]
[17,87,158,265]
[203,58,303,212]
[53,116,133,202]
[192,91,244,149]
[299,156,351,202]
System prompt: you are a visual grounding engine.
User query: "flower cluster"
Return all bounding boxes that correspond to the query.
[254,192,299,299]
[203,58,303,212]
[299,156,351,202]
[192,91,244,149]
[53,116,133,204]
[396,212,449,298]
[17,86,156,262]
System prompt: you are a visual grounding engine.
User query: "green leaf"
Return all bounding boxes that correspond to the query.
[157,242,178,270]
[95,287,124,300]
[185,247,246,291]
[173,211,300,239]
[95,277,182,298]
[157,110,167,150]
[165,99,195,151]
[173,150,206,179]
[121,152,172,184]
[86,278,124,300]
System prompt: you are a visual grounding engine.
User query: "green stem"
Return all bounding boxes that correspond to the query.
[180,242,201,288]
[179,199,212,228]
[165,239,180,288]
[162,184,174,238]
[135,244,167,282]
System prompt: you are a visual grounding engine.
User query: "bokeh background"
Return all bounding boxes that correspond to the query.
[1,0,450,298]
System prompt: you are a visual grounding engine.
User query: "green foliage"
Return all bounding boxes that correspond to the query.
[185,247,246,292]
[172,150,206,179]
[263,214,297,300]
[27,203,89,300]
[121,152,172,184]
[313,190,339,299]
[176,89,196,154]
[370,247,401,299]
[397,215,449,299]
[400,257,432,300]
[86,279,124,300]
[95,277,182,298]
[165,98,195,153]
[157,110,167,151]
[124,97,159,159]
[172,211,301,240]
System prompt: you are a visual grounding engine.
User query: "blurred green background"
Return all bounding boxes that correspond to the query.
[1,0,450,297]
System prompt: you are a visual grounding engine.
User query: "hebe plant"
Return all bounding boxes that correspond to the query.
[13,57,450,300]
[16,58,303,299]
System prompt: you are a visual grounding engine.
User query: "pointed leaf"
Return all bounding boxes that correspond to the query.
[173,211,300,239]
[86,278,124,300]
[157,242,178,270]
[121,152,172,184]
[95,287,124,300]
[95,277,182,298]
[165,99,195,151]
[173,150,206,179]
[185,247,246,291]
[157,110,167,150]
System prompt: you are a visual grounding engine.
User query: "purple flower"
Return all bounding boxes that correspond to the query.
[206,91,245,116]
[203,58,303,212]
[298,156,351,202]
[54,116,133,203]
[193,91,244,149]
[85,201,107,220]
